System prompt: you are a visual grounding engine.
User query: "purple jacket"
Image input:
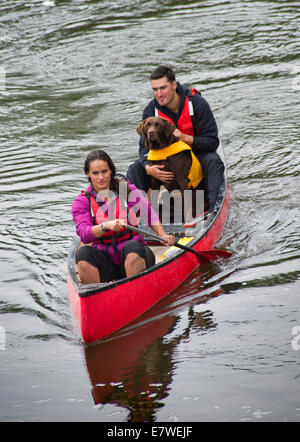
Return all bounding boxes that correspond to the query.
[72,182,160,265]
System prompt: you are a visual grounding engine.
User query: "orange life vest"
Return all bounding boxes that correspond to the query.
[155,88,200,145]
[83,191,138,250]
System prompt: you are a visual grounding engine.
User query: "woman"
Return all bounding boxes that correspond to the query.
[72,150,175,284]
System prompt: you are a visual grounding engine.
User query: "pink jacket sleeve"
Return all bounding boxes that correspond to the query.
[71,193,99,244]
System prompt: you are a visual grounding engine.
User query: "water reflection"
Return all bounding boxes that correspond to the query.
[84,290,219,422]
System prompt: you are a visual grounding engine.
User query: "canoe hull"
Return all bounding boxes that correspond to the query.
[67,184,229,344]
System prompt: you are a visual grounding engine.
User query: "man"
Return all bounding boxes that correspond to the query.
[127,65,225,213]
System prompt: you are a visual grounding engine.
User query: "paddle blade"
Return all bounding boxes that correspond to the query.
[196,248,233,263]
[199,249,233,259]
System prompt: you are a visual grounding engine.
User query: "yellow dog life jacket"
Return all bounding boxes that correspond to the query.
[147,140,203,188]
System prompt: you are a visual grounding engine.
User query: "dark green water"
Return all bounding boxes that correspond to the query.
[0,0,299,422]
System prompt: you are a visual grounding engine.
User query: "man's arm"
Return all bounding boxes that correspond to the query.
[190,94,219,154]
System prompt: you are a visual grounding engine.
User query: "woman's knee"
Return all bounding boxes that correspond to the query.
[77,259,95,271]
[76,260,100,284]
[75,246,112,283]
[124,252,146,277]
[124,252,145,267]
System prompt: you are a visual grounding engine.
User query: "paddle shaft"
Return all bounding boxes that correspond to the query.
[125,224,173,245]
[125,224,231,260]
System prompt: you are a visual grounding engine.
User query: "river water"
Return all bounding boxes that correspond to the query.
[0,0,299,423]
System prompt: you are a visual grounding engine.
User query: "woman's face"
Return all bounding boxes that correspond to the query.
[87,159,112,193]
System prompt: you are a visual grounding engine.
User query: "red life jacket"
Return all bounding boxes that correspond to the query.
[83,190,138,250]
[155,88,200,144]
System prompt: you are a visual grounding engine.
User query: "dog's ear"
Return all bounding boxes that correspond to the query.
[162,118,176,141]
[136,120,146,137]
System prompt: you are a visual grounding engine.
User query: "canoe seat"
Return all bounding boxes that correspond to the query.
[150,245,171,263]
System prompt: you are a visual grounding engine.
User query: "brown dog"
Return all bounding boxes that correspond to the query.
[136,117,192,194]
[137,116,203,222]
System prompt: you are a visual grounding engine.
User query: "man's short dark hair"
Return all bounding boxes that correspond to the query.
[150,66,176,83]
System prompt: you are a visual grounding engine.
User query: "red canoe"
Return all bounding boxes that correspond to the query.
[67,153,230,344]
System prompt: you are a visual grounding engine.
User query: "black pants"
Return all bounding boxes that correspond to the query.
[75,240,155,282]
[126,151,225,212]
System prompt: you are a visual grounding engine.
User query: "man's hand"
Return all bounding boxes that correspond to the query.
[173,128,193,146]
[145,164,174,184]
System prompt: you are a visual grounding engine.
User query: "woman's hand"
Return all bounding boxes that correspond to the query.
[150,223,176,246]
[160,234,176,247]
[104,219,126,231]
[93,219,126,237]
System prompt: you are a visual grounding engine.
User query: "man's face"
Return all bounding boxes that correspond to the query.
[151,77,177,107]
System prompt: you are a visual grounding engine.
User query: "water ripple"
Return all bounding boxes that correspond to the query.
[1,0,300,422]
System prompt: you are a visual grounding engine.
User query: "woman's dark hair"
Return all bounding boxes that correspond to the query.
[150,65,176,83]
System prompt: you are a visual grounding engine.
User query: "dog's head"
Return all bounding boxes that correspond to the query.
[136,116,178,150]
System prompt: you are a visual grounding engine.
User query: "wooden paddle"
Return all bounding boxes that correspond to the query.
[125,224,232,264]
